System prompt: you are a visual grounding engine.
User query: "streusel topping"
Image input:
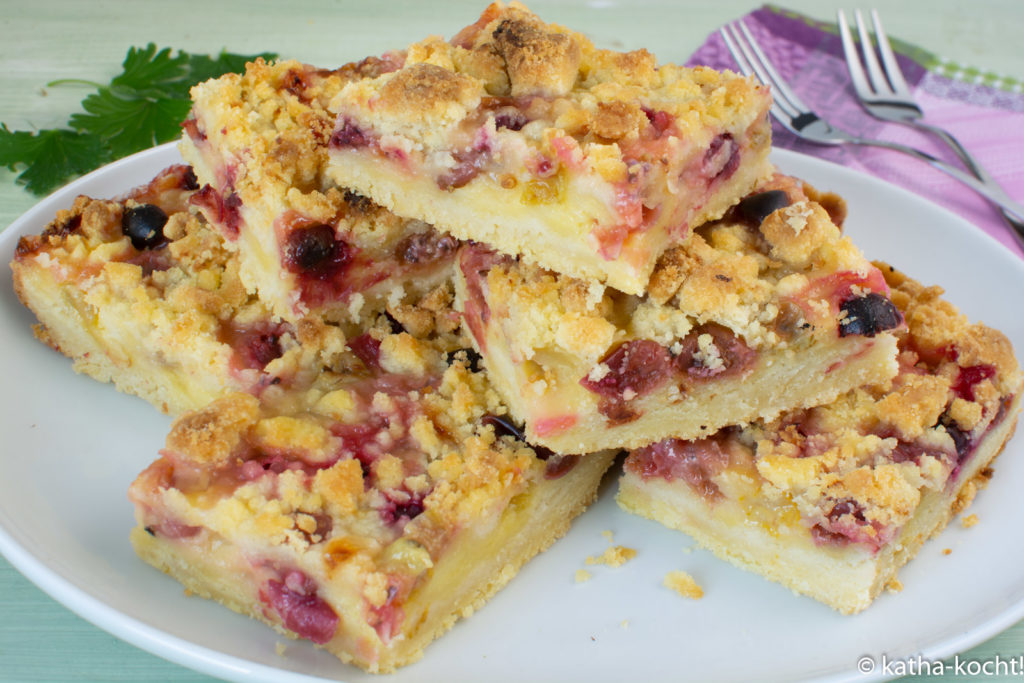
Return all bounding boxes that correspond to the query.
[147,344,563,588]
[476,174,891,365]
[330,1,769,183]
[741,264,1020,548]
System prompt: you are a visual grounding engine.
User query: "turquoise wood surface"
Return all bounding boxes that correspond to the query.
[2,2,1022,681]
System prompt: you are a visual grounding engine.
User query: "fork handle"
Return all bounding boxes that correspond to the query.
[849,137,1024,224]
[910,120,993,182]
[897,120,1024,250]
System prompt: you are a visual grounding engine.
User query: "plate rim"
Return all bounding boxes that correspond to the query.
[1,142,1023,683]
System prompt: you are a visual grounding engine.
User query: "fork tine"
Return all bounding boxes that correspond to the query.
[731,21,811,117]
[767,103,804,136]
[837,10,874,100]
[870,9,913,97]
[720,24,800,121]
[854,9,893,95]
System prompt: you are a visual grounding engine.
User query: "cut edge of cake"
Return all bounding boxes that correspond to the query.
[616,263,1023,613]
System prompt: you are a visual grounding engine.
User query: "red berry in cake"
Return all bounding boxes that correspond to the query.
[672,324,755,381]
[396,231,458,265]
[437,145,492,191]
[703,133,739,181]
[347,333,382,370]
[581,339,672,399]
[952,364,997,402]
[330,119,370,148]
[263,571,338,644]
[284,224,353,279]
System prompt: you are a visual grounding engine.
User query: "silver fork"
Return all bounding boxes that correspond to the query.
[838,9,1024,243]
[720,21,1024,225]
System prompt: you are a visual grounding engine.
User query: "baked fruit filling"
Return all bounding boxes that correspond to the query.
[454,175,903,453]
[326,1,773,295]
[11,165,354,415]
[618,263,1023,613]
[129,339,617,672]
[9,1,1024,675]
[181,58,457,324]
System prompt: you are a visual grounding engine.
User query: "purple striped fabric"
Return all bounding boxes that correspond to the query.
[689,6,1024,258]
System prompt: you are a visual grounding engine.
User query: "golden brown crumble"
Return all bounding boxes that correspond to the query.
[585,545,637,568]
[477,174,888,364]
[166,393,261,464]
[184,57,459,324]
[330,1,769,166]
[734,265,1021,540]
[144,347,557,581]
[492,15,582,97]
[376,63,482,118]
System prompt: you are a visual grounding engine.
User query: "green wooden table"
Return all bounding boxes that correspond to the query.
[2,2,1022,681]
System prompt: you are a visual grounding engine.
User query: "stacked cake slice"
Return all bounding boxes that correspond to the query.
[12,165,318,415]
[618,263,1022,613]
[129,339,616,672]
[8,0,1021,675]
[325,1,773,295]
[452,174,901,453]
[12,160,615,672]
[181,58,458,326]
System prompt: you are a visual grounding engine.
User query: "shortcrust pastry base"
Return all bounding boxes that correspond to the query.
[327,139,771,296]
[486,331,900,454]
[13,246,234,416]
[617,393,1021,614]
[132,449,616,672]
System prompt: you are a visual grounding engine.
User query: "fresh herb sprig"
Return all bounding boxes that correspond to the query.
[0,44,276,195]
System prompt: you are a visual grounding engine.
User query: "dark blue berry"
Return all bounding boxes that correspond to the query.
[383,312,405,335]
[182,167,199,191]
[938,413,971,460]
[480,414,555,460]
[737,190,790,226]
[122,204,168,250]
[396,231,458,265]
[481,413,526,441]
[838,293,902,337]
[494,109,527,131]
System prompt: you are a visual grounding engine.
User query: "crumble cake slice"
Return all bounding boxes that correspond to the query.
[11,164,390,415]
[618,264,1023,614]
[128,342,617,672]
[181,58,458,324]
[454,175,902,453]
[325,1,773,295]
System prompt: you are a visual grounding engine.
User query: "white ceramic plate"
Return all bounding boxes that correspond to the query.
[2,143,1023,683]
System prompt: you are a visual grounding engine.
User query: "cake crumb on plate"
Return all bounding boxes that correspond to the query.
[586,545,637,568]
[664,570,703,599]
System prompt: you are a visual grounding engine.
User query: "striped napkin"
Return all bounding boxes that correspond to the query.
[688,5,1024,258]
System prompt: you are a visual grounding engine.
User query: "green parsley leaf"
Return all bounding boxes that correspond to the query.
[1,44,276,196]
[0,125,109,195]
[71,86,192,159]
[113,44,190,97]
